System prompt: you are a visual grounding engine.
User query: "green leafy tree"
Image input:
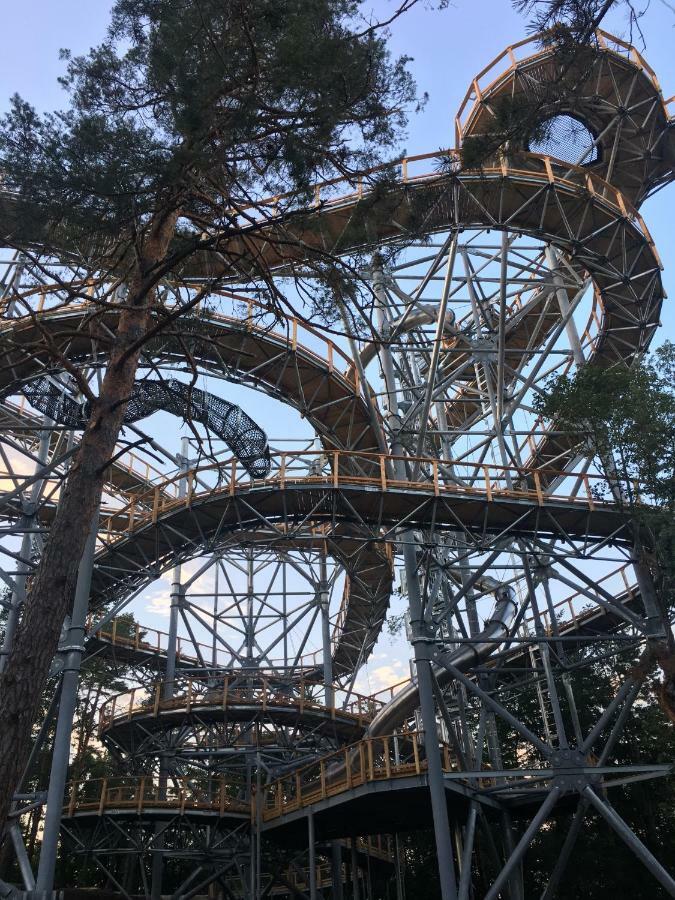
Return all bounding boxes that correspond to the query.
[535,344,675,721]
[0,0,443,833]
[535,343,675,616]
[518,642,675,898]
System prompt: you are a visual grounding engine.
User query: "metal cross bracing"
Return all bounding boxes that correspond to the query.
[0,26,673,900]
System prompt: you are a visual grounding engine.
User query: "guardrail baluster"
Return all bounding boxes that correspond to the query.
[137,777,145,814]
[98,779,107,816]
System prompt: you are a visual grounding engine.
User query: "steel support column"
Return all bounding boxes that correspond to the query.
[308,812,317,900]
[373,256,458,900]
[0,422,51,673]
[35,507,99,893]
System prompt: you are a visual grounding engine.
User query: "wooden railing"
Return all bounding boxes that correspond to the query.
[97,449,633,547]
[98,675,386,736]
[64,775,250,817]
[63,736,454,821]
[254,836,395,893]
[231,148,656,251]
[2,149,651,259]
[89,617,327,672]
[455,28,669,141]
[2,397,176,497]
[262,730,456,822]
[0,288,360,390]
[523,563,638,635]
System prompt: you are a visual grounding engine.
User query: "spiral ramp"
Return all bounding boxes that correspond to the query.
[0,28,673,899]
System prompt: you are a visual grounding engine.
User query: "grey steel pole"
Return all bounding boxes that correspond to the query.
[256,750,262,900]
[540,797,589,900]
[545,246,585,367]
[351,839,360,900]
[3,251,26,317]
[484,788,561,900]
[633,555,665,638]
[320,552,334,707]
[320,550,344,898]
[0,422,51,672]
[9,823,35,891]
[394,834,405,900]
[0,529,33,674]
[246,546,255,664]
[405,552,458,900]
[457,805,477,900]
[164,435,191,697]
[372,256,458,900]
[152,437,190,900]
[583,787,675,896]
[35,507,99,892]
[308,812,318,900]
[332,841,344,900]
[212,558,219,667]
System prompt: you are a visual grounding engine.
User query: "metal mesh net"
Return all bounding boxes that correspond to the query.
[18,377,271,478]
[528,114,599,166]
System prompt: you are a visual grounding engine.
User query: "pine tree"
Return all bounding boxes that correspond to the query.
[0,0,439,833]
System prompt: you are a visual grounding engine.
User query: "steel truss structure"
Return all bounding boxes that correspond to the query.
[0,26,674,900]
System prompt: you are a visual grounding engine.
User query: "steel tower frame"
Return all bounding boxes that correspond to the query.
[0,26,674,900]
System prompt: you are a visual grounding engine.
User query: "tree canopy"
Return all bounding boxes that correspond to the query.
[1,0,422,264]
[535,343,675,607]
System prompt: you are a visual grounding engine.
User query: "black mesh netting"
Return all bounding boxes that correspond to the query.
[18,377,271,478]
[528,114,599,166]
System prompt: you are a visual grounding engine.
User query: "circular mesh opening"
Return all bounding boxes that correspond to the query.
[528,114,599,166]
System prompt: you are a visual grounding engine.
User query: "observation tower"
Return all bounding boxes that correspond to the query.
[0,27,674,900]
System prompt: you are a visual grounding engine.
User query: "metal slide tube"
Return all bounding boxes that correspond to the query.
[366,585,517,738]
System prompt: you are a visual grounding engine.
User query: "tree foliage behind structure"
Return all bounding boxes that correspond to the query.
[504,641,675,899]
[535,343,675,609]
[400,642,675,899]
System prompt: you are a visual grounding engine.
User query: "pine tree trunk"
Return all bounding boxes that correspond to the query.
[0,211,178,834]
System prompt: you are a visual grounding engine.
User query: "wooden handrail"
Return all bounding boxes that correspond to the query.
[98,675,389,735]
[64,775,250,817]
[262,730,456,822]
[90,615,326,671]
[97,448,642,545]
[455,27,668,134]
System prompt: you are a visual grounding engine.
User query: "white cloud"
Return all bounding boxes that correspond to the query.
[143,582,172,618]
[355,657,408,697]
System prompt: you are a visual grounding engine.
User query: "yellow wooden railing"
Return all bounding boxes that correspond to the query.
[63,733,455,822]
[455,28,669,141]
[262,730,456,822]
[96,449,631,548]
[98,675,386,736]
[64,775,250,817]
[89,617,327,672]
[0,288,360,390]
[523,563,638,634]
